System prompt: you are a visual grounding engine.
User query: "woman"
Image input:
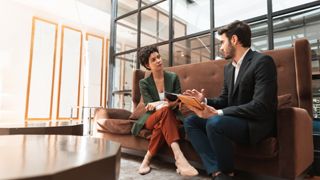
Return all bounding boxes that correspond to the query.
[131,45,198,177]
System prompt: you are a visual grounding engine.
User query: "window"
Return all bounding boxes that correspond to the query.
[173,34,211,66]
[273,0,316,12]
[117,0,138,17]
[116,13,138,53]
[141,1,169,46]
[215,0,267,27]
[113,52,136,111]
[173,0,209,38]
[250,20,268,51]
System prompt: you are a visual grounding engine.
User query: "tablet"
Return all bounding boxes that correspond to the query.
[164,92,178,101]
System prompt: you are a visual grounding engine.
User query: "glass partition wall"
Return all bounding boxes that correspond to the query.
[109,0,320,117]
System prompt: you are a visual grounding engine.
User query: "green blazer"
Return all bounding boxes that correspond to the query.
[131,71,183,136]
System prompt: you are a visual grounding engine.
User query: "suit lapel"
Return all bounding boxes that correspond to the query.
[146,74,160,100]
[164,71,172,93]
[146,71,172,100]
[226,64,235,95]
[232,50,254,96]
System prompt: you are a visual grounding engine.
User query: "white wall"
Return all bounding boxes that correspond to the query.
[0,1,33,122]
[0,0,110,123]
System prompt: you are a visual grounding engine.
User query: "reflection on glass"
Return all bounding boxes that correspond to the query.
[141,34,157,47]
[173,0,209,38]
[141,1,169,47]
[174,20,186,38]
[154,0,169,12]
[113,52,136,111]
[159,13,169,40]
[142,0,163,5]
[215,0,266,27]
[272,6,320,118]
[273,7,320,72]
[173,34,211,66]
[141,8,157,46]
[214,32,222,59]
[117,0,138,17]
[273,0,316,12]
[158,44,169,67]
[250,21,268,51]
[116,13,137,53]
[313,79,320,118]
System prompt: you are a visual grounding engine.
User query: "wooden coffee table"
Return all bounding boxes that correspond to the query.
[0,135,121,180]
[0,121,83,135]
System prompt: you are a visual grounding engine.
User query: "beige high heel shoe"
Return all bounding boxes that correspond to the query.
[171,142,198,176]
[138,165,151,175]
[139,151,152,175]
[175,159,198,177]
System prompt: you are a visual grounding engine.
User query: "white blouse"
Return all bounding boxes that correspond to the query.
[159,92,165,100]
[155,92,166,110]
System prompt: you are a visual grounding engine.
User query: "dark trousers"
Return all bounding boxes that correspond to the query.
[184,114,250,174]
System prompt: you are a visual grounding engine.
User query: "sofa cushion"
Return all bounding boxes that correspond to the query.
[278,94,292,109]
[235,137,278,159]
[96,118,135,134]
[129,101,146,120]
[94,108,132,120]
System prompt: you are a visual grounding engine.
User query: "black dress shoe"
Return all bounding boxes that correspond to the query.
[212,173,233,180]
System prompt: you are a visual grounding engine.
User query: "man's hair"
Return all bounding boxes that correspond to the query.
[218,20,251,47]
[138,45,159,70]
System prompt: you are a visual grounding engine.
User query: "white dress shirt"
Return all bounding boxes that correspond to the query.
[232,48,250,84]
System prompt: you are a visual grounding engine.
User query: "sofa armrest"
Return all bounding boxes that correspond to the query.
[277,107,313,177]
[94,108,134,135]
[94,108,132,120]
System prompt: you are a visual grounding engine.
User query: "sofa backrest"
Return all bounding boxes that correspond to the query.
[264,39,312,116]
[131,60,227,107]
[132,39,312,117]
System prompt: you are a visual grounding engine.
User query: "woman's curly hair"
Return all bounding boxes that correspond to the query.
[138,45,159,70]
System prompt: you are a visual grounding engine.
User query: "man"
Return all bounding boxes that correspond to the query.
[183,20,277,180]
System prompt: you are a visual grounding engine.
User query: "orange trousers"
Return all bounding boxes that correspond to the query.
[145,107,181,156]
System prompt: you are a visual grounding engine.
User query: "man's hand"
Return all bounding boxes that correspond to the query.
[186,103,218,119]
[183,89,205,102]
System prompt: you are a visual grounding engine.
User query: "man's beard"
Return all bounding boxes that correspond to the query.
[222,45,235,60]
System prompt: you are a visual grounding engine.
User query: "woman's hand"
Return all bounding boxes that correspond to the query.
[145,101,168,111]
[183,89,205,102]
[145,102,158,111]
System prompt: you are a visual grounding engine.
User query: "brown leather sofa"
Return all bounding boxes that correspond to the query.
[95,39,314,179]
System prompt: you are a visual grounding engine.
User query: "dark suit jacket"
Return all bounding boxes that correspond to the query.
[131,71,183,136]
[207,49,277,144]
